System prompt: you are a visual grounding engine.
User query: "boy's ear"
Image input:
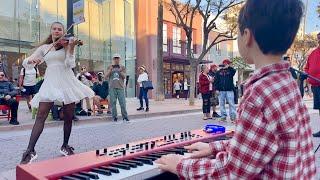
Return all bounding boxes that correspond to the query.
[243,28,253,47]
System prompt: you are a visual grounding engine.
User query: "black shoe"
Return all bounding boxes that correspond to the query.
[313,131,320,137]
[136,107,144,111]
[20,150,38,164]
[212,112,221,118]
[123,118,129,122]
[76,110,88,116]
[9,119,19,125]
[113,118,118,122]
[87,109,92,116]
[60,145,75,156]
[145,107,149,112]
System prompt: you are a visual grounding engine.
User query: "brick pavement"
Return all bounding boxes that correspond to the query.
[0,98,203,131]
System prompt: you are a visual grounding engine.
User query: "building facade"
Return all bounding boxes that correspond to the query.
[0,0,136,97]
[135,0,203,98]
[135,0,234,98]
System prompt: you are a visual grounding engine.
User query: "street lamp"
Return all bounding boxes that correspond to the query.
[35,0,40,42]
[123,0,128,69]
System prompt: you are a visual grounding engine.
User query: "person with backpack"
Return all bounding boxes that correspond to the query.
[19,65,39,111]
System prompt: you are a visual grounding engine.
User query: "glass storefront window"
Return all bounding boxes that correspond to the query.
[0,0,136,97]
[172,26,181,54]
[163,62,170,70]
[185,65,190,71]
[163,24,167,52]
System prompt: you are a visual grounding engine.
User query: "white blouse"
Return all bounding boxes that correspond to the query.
[137,72,149,87]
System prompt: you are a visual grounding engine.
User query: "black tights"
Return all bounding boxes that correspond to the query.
[26,102,75,152]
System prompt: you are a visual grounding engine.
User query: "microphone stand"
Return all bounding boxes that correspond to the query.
[290,67,320,153]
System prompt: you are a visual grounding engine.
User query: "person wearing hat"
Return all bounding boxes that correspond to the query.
[105,54,129,122]
[208,64,221,118]
[214,59,236,122]
[92,72,109,115]
[136,65,150,112]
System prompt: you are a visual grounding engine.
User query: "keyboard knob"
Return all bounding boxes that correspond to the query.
[96,149,100,156]
[126,144,129,149]
[123,150,126,156]
[164,136,167,140]
[173,134,176,139]
[104,148,108,154]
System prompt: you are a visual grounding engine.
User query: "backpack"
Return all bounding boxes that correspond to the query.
[22,67,39,79]
[20,67,39,87]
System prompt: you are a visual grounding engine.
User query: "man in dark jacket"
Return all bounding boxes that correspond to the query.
[215,59,236,121]
[92,73,109,115]
[0,71,19,125]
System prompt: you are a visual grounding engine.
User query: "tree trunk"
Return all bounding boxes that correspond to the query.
[189,61,197,106]
[156,0,165,101]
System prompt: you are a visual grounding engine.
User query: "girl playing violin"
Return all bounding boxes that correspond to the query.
[20,22,94,164]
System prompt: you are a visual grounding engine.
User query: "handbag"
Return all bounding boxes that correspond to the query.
[142,80,154,90]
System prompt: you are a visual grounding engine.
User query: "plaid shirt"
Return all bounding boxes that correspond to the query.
[177,62,316,179]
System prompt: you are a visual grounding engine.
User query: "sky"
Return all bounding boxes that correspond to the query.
[305,0,319,33]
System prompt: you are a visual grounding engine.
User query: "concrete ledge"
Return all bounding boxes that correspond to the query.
[0,109,202,132]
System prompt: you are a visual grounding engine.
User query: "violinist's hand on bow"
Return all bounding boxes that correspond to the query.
[68,37,78,49]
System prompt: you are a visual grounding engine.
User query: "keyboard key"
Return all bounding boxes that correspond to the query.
[119,161,137,168]
[79,172,99,179]
[140,156,157,161]
[110,163,131,170]
[61,176,79,180]
[91,168,112,176]
[70,173,90,180]
[133,157,153,165]
[123,160,143,166]
[101,166,120,173]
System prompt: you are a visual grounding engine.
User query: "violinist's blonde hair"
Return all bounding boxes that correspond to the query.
[28,22,65,56]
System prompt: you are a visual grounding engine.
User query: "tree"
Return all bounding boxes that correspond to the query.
[156,0,165,101]
[231,56,250,83]
[290,34,317,71]
[168,0,243,105]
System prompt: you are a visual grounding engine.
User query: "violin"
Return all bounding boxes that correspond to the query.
[54,36,84,51]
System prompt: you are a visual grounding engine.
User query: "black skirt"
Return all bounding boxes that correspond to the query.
[22,85,36,96]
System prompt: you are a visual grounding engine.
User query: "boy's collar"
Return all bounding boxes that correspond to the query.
[244,61,290,88]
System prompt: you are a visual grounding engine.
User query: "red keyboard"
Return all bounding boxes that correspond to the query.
[17,129,233,180]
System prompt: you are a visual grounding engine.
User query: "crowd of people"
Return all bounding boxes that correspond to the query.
[198,59,237,121]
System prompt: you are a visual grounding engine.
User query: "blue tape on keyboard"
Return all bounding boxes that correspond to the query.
[203,124,226,134]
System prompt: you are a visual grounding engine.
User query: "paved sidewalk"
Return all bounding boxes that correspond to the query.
[0,98,203,131]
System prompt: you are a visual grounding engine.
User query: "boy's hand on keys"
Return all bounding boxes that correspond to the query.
[184,142,212,158]
[155,154,184,175]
